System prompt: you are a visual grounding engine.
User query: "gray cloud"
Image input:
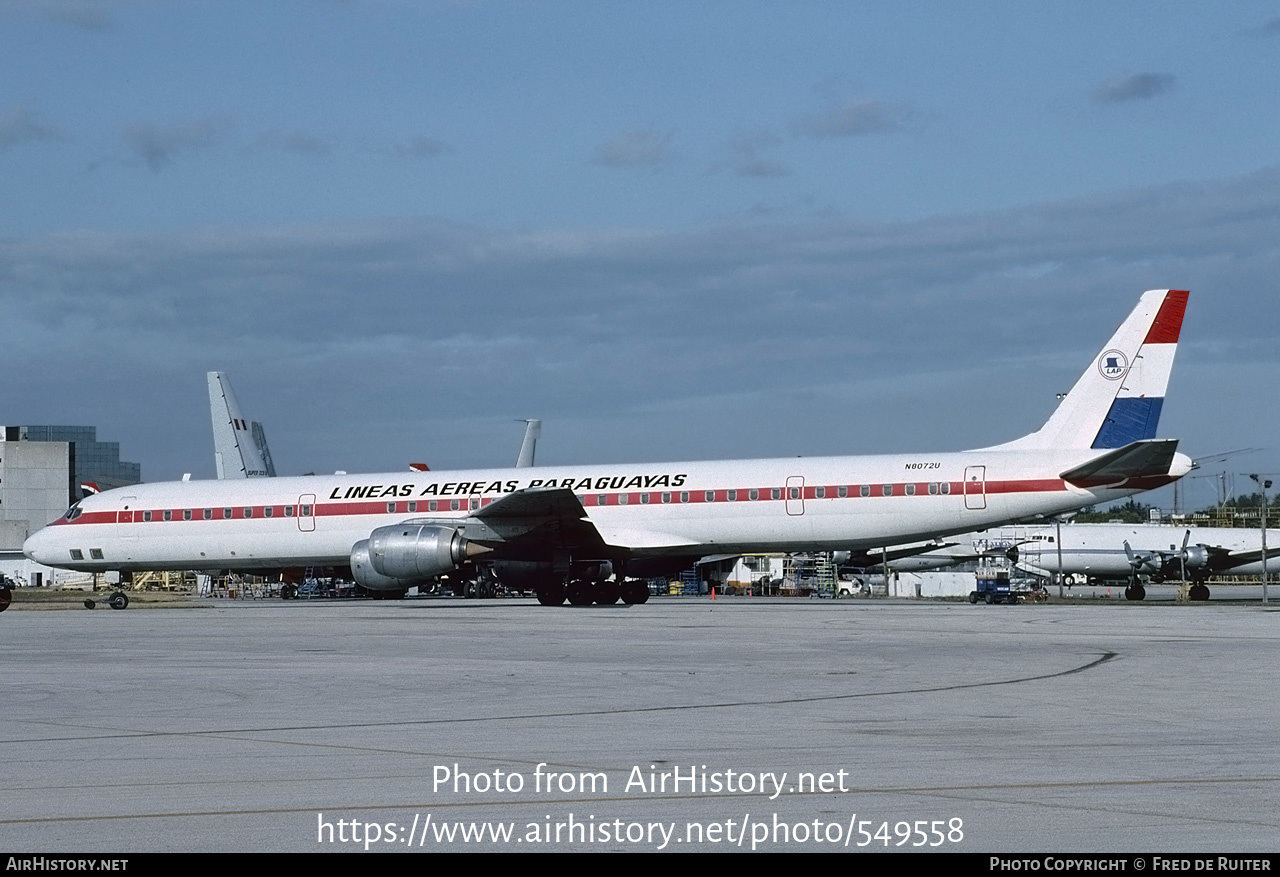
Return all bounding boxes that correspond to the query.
[0,0,119,29]
[591,129,673,168]
[725,130,789,178]
[1093,73,1177,103]
[1250,17,1280,37]
[791,97,909,138]
[395,136,450,158]
[3,166,1277,478]
[0,104,63,150]
[123,116,230,171]
[252,129,332,156]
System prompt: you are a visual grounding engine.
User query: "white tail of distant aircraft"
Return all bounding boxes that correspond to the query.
[29,290,1193,607]
[207,372,275,479]
[516,419,540,468]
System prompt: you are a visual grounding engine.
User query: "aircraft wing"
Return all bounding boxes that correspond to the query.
[472,486,698,552]
[841,541,962,568]
[464,486,599,550]
[1060,439,1180,488]
[1205,546,1272,572]
[474,486,586,522]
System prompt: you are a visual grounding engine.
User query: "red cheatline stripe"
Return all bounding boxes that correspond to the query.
[1143,289,1189,344]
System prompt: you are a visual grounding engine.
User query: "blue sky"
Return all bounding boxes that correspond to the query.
[2,1,1278,512]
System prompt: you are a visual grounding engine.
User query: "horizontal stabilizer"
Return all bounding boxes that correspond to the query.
[1059,439,1180,487]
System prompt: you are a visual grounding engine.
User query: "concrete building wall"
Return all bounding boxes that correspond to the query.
[0,440,72,550]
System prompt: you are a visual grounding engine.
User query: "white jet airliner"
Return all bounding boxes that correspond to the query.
[25,290,1192,606]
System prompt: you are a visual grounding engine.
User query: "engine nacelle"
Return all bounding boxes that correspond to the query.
[1162,545,1209,575]
[350,539,418,591]
[368,523,475,581]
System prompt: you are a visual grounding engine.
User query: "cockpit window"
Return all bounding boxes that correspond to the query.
[63,505,83,521]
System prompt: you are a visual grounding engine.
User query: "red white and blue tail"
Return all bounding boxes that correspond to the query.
[993,289,1188,451]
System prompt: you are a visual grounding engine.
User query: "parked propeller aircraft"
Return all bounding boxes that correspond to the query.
[26,290,1192,606]
[1007,522,1275,601]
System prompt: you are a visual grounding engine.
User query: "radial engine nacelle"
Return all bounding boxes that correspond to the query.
[1161,544,1209,575]
[350,523,489,589]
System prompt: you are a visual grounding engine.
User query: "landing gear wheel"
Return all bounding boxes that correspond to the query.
[108,592,129,610]
[1189,583,1210,601]
[566,580,595,606]
[1124,585,1146,601]
[621,581,649,604]
[280,583,297,600]
[594,581,621,605]
[535,582,567,606]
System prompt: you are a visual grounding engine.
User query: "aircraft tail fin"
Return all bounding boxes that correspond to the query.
[515,419,541,468]
[207,371,273,478]
[992,289,1188,451]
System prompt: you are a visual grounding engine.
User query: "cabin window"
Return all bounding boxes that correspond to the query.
[223,508,232,519]
[928,483,938,495]
[90,549,104,560]
[265,507,274,518]
[906,484,916,496]
[450,499,460,511]
[661,492,670,503]
[882,484,893,496]
[597,494,606,506]
[680,491,689,503]
[941,482,951,495]
[163,510,172,521]
[789,487,800,500]
[386,503,395,514]
[282,506,292,517]
[860,485,870,497]
[771,488,781,500]
[143,511,152,522]
[641,493,650,504]
[838,486,848,498]
[244,508,253,518]
[619,494,629,505]
[183,509,192,521]
[727,489,737,501]
[203,508,212,520]
[470,498,479,510]
[69,549,83,560]
[705,491,714,503]
[816,486,825,498]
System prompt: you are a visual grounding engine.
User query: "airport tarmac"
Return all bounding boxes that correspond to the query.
[2,596,1278,853]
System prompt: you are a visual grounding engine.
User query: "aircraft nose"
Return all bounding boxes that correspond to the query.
[23,527,59,565]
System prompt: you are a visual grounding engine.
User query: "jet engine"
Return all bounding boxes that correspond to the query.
[350,524,487,589]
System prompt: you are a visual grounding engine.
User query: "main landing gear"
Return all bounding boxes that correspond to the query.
[535,579,650,606]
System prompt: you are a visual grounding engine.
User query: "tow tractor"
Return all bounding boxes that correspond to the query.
[970,567,1019,605]
[969,567,1049,605]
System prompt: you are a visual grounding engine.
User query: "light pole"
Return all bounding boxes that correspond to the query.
[1249,474,1271,604]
